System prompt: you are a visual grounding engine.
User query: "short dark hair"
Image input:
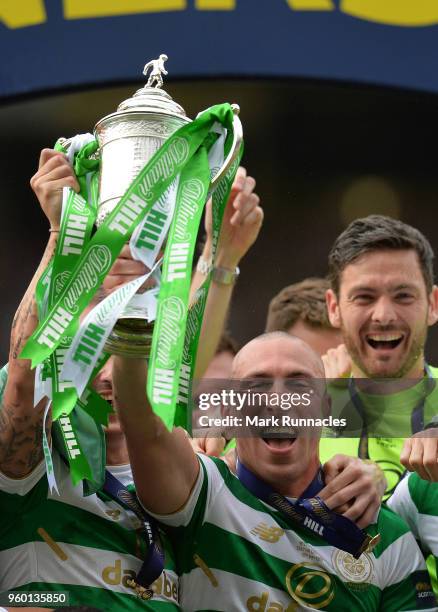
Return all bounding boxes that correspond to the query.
[216,331,240,356]
[328,215,435,295]
[266,278,331,332]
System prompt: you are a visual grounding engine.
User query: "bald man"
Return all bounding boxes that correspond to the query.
[112,333,436,611]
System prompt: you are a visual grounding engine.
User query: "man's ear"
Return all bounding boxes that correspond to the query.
[427,285,438,327]
[326,289,341,329]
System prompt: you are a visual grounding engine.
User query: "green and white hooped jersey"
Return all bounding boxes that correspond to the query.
[0,450,180,610]
[151,455,437,612]
[388,473,438,597]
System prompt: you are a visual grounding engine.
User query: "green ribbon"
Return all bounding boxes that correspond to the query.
[176,150,243,431]
[49,189,96,416]
[147,146,211,429]
[55,137,100,203]
[21,104,235,368]
[34,141,105,488]
[22,103,240,487]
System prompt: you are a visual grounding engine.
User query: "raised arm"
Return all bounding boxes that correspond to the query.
[112,355,199,514]
[191,167,263,377]
[0,149,79,478]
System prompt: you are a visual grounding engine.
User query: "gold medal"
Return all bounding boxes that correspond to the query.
[126,578,153,600]
[364,534,381,554]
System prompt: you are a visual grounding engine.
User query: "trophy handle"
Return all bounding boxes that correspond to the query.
[210,104,243,189]
[58,103,242,188]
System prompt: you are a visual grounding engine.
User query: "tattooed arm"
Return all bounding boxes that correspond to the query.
[0,149,79,479]
[1,234,58,477]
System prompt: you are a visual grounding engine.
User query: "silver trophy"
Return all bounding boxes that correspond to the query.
[60,55,242,357]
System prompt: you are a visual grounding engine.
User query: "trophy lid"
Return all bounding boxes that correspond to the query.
[117,86,187,118]
[96,54,189,126]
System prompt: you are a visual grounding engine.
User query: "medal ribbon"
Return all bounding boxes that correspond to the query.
[237,460,376,559]
[103,470,164,598]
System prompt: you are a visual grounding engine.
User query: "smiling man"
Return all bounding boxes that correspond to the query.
[113,333,437,611]
[328,246,432,378]
[319,216,438,498]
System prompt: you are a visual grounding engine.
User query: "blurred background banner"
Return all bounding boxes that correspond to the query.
[2,0,438,99]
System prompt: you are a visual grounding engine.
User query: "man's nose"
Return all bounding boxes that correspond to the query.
[96,357,113,384]
[371,296,397,325]
[263,379,285,414]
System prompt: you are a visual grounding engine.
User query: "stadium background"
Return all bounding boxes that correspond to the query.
[2,1,438,363]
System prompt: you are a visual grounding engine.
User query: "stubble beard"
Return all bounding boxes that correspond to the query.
[340,318,428,379]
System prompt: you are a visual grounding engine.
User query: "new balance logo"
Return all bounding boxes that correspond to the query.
[251,522,285,543]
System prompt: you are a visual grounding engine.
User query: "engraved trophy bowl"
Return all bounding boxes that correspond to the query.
[62,55,243,357]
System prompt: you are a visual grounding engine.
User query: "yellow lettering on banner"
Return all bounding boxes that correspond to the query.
[286,0,334,10]
[1,0,46,28]
[195,0,235,9]
[341,0,438,26]
[64,0,186,19]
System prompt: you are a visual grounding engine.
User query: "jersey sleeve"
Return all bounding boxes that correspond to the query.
[377,508,437,611]
[387,474,420,540]
[146,454,227,578]
[147,453,226,530]
[389,472,438,560]
[0,460,46,495]
[380,566,437,611]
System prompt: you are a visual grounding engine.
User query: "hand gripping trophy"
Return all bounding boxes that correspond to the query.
[21,54,243,461]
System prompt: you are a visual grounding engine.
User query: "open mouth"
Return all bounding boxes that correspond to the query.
[366,333,404,350]
[262,428,297,450]
[262,438,296,449]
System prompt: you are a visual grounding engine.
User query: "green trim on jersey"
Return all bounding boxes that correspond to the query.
[0,453,180,610]
[0,445,179,608]
[159,455,436,612]
[0,362,179,609]
[388,473,438,599]
[408,471,438,517]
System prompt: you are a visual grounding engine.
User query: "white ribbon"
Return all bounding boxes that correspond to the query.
[60,260,161,398]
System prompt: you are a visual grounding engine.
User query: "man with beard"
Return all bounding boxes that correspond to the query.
[319,215,438,497]
[268,216,438,593]
[112,332,436,611]
[319,215,438,595]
